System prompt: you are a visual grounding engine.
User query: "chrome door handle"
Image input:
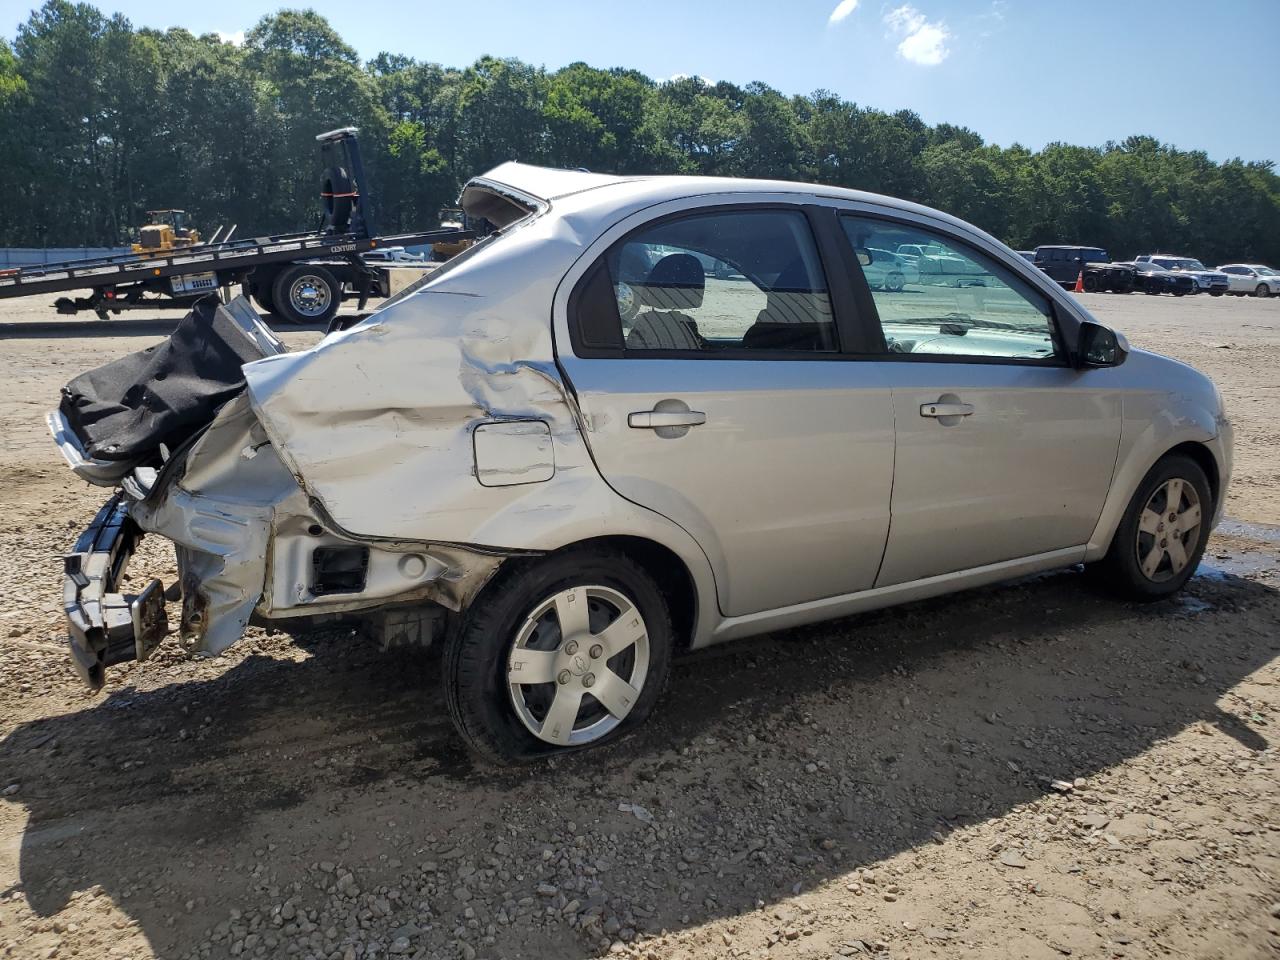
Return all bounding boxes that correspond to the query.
[920,401,974,418]
[628,410,707,429]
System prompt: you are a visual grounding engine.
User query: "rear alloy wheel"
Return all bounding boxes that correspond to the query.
[1257,283,1270,299]
[1089,454,1212,600]
[443,549,673,763]
[270,263,341,326]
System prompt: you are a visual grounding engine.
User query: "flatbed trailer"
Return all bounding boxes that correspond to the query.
[0,224,470,325]
[0,128,473,325]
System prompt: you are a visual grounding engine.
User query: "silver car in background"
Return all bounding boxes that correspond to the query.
[51,166,1233,762]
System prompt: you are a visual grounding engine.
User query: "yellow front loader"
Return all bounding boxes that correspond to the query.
[131,210,201,255]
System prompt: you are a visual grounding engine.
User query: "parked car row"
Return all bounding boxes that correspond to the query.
[657,235,1275,303]
[1021,244,1276,298]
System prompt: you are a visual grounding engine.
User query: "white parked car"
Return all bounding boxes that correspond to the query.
[51,165,1233,762]
[1216,263,1280,297]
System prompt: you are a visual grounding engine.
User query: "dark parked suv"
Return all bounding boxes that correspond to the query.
[1033,246,1134,293]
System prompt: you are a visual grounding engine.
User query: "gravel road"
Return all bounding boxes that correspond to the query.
[0,291,1277,960]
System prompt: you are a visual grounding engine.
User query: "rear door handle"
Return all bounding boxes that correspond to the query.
[628,410,707,429]
[920,401,974,418]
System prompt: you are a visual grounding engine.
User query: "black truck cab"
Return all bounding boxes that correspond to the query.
[1033,245,1133,293]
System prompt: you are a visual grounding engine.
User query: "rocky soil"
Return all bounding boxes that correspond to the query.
[0,292,1277,960]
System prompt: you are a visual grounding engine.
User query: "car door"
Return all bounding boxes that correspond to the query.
[557,203,895,617]
[836,212,1123,586]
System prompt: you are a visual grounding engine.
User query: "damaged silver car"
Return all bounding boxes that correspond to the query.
[50,165,1233,762]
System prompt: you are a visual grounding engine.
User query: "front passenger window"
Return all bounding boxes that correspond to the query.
[841,216,1062,363]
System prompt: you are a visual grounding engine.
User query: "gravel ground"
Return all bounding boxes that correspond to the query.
[0,291,1277,960]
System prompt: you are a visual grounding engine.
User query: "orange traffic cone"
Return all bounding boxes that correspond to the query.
[1073,270,1085,293]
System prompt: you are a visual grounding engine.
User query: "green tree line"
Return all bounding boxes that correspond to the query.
[2,1,1278,265]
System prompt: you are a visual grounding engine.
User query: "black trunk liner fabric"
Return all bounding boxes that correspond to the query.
[60,296,271,462]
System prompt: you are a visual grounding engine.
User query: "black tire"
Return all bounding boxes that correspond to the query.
[1145,285,1160,295]
[1257,284,1270,298]
[1089,453,1212,601]
[1210,290,1225,297]
[1083,274,1099,293]
[270,263,341,326]
[321,165,355,233]
[443,547,674,764]
[250,272,277,314]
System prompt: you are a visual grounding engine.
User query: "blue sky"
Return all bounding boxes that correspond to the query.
[5,0,1278,164]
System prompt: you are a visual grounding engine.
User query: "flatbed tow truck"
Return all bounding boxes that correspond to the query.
[0,128,472,326]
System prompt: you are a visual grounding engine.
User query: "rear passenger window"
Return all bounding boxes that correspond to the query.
[573,209,836,354]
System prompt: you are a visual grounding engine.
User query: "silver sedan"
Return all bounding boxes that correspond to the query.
[52,166,1233,763]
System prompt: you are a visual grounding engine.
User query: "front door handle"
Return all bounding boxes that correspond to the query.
[920,401,974,418]
[628,410,707,429]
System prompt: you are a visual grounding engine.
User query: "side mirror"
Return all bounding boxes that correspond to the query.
[855,247,874,266]
[1077,320,1128,368]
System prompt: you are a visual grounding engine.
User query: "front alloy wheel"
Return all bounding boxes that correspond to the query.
[1089,453,1212,600]
[1134,477,1202,583]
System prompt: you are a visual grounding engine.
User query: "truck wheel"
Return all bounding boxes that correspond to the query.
[1083,275,1098,292]
[271,264,341,326]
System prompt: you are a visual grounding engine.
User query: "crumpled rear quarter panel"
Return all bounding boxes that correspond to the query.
[241,217,606,549]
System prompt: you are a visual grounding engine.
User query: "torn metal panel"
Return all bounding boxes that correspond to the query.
[63,496,167,688]
[240,210,605,547]
[126,392,508,656]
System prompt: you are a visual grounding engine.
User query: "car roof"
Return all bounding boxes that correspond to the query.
[466,161,996,243]
[1034,244,1105,250]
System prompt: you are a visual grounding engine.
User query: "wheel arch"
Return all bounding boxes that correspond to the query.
[1086,435,1228,562]
[1165,440,1220,506]
[501,535,700,652]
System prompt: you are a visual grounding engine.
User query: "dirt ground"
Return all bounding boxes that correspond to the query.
[0,291,1277,960]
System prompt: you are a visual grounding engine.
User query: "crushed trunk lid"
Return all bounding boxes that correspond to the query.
[49,296,285,485]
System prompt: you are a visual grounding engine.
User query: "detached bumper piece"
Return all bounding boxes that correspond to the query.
[64,496,168,689]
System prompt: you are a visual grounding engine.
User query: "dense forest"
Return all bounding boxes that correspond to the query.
[2,1,1278,264]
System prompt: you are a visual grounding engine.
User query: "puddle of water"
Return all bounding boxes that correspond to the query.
[1196,554,1277,580]
[1197,519,1280,581]
[1215,518,1280,545]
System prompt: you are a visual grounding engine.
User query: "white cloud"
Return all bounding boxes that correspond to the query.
[884,5,925,33]
[897,22,949,64]
[883,5,950,66]
[216,29,245,46]
[828,0,860,25]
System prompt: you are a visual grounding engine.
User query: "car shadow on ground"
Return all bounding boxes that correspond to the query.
[2,561,1277,958]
